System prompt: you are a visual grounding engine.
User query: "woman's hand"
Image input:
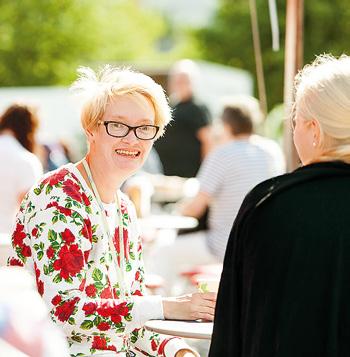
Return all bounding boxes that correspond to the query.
[175,349,197,357]
[162,292,217,321]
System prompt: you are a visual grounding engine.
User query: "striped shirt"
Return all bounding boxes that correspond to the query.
[198,135,286,260]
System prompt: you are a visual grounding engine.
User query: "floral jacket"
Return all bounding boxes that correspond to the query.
[8,164,190,357]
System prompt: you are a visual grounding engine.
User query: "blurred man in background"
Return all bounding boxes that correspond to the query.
[154,59,213,178]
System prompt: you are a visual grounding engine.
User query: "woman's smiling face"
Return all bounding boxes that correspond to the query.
[87,93,156,179]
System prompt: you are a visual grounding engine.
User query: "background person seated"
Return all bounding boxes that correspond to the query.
[150,95,285,294]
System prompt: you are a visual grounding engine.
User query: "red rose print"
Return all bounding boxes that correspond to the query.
[37,280,44,296]
[107,345,117,351]
[63,179,83,202]
[47,246,55,259]
[97,321,110,331]
[81,218,92,241]
[96,304,113,317]
[100,288,112,299]
[57,206,72,216]
[52,295,62,306]
[151,339,158,351]
[42,169,69,186]
[46,202,59,209]
[21,244,31,257]
[31,227,38,237]
[81,192,91,206]
[92,336,107,350]
[53,244,84,279]
[83,302,97,315]
[61,228,75,244]
[54,297,79,322]
[114,302,129,317]
[8,257,24,267]
[111,314,121,324]
[12,223,26,246]
[79,278,86,291]
[85,284,97,297]
[135,271,140,281]
[133,290,142,296]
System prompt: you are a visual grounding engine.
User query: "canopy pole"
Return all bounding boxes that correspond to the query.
[283,0,304,171]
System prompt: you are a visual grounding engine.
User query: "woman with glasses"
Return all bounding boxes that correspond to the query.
[209,54,350,357]
[8,66,215,357]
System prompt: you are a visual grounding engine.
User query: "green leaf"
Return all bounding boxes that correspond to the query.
[68,317,76,325]
[129,252,135,260]
[92,268,103,281]
[39,242,45,249]
[124,314,132,322]
[53,273,62,283]
[52,216,59,224]
[94,281,105,291]
[59,214,67,223]
[71,335,82,343]
[85,206,92,214]
[37,250,44,261]
[130,335,137,343]
[65,276,73,284]
[80,320,94,330]
[43,264,49,275]
[33,244,40,251]
[93,315,102,326]
[45,185,53,195]
[126,263,132,272]
[92,235,98,243]
[48,229,57,242]
[34,188,42,195]
[51,241,60,250]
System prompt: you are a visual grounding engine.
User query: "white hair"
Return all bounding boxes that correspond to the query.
[294,54,350,161]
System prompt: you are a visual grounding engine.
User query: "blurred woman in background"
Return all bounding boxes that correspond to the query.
[0,104,43,234]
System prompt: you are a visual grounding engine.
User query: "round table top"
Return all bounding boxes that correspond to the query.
[144,319,213,340]
[139,215,198,230]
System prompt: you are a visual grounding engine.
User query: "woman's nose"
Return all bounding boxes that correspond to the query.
[121,129,139,143]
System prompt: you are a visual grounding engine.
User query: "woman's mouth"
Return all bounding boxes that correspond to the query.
[115,149,141,158]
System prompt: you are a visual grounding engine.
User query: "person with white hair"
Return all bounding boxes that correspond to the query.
[8,65,216,357]
[154,59,213,178]
[210,54,350,356]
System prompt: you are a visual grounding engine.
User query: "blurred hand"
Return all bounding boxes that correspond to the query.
[175,349,197,357]
[162,292,217,321]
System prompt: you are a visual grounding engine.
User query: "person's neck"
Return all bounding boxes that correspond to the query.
[233,133,251,141]
[0,129,15,137]
[77,155,125,204]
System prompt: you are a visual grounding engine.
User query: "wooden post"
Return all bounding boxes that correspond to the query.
[283,0,304,171]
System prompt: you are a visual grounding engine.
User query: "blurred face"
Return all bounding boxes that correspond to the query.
[87,93,156,179]
[169,72,193,102]
[293,113,322,165]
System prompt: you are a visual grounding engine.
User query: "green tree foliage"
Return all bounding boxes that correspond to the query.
[195,0,350,109]
[0,0,165,86]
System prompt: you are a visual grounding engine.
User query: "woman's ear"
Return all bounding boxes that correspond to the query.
[85,128,95,145]
[310,119,321,147]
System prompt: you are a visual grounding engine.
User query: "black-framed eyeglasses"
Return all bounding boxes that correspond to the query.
[99,121,160,140]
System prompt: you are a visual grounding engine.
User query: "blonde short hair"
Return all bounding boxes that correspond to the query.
[294,54,350,162]
[70,65,172,138]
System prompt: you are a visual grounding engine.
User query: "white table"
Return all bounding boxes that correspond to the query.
[145,320,213,340]
[139,215,198,231]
